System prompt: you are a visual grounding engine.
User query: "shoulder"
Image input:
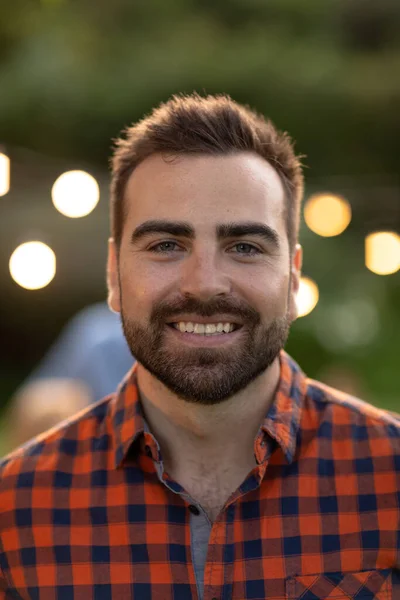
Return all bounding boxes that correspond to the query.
[0,395,113,496]
[63,302,123,347]
[303,377,400,449]
[68,302,119,329]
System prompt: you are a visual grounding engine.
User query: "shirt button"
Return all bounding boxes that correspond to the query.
[188,504,200,515]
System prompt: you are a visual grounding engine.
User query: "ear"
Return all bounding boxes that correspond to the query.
[107,238,121,313]
[288,244,303,322]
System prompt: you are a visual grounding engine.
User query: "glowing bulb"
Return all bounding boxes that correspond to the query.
[0,153,10,196]
[296,277,319,318]
[365,231,400,275]
[304,193,351,237]
[51,170,99,218]
[9,242,56,290]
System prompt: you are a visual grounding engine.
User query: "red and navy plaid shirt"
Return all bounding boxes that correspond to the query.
[0,350,399,599]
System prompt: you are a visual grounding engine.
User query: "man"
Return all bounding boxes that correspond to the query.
[0,93,398,599]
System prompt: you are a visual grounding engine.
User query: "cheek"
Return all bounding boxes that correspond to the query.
[241,272,290,317]
[119,260,173,312]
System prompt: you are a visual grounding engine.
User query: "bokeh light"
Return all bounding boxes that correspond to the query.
[296,276,319,318]
[0,153,10,196]
[313,298,380,352]
[304,193,352,237]
[9,242,56,290]
[51,170,100,218]
[365,231,400,275]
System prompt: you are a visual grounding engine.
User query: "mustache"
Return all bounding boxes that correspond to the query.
[150,296,261,324]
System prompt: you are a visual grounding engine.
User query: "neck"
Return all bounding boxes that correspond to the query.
[136,357,281,468]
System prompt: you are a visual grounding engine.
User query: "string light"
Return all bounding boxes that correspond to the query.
[51,170,99,218]
[296,277,319,317]
[9,242,56,290]
[0,152,10,196]
[365,231,400,275]
[304,193,352,237]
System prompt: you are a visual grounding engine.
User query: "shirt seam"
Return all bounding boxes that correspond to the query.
[0,529,17,594]
[306,381,400,428]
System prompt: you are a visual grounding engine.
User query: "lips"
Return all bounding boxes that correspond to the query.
[166,321,244,346]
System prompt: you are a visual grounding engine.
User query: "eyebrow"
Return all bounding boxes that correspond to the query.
[130,219,280,249]
[217,222,280,249]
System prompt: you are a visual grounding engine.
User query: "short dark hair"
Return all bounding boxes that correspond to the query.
[110,92,304,252]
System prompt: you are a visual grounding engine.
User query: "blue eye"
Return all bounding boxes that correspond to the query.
[232,243,261,255]
[149,241,181,253]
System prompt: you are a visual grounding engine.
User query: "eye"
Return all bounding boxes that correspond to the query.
[148,241,182,253]
[230,243,262,255]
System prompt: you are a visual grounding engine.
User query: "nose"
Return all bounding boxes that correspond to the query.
[178,249,231,301]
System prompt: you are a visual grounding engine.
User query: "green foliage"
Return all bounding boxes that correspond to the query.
[1,0,399,173]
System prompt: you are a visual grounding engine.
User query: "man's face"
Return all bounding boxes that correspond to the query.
[108,152,302,404]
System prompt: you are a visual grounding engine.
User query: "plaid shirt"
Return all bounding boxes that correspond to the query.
[0,350,399,599]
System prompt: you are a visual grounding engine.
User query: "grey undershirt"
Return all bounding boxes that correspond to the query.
[143,417,211,600]
[153,457,212,600]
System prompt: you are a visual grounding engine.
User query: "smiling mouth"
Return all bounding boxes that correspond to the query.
[167,322,242,336]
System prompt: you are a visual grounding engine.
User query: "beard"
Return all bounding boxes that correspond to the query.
[120,294,291,405]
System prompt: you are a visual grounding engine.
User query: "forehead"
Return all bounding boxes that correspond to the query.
[123,152,286,234]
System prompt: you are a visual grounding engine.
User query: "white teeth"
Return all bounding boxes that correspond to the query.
[173,321,237,335]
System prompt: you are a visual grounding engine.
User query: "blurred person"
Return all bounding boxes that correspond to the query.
[2,302,133,451]
[26,301,133,402]
[0,93,398,599]
[4,379,92,449]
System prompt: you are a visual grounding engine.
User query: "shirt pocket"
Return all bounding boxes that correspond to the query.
[286,568,392,599]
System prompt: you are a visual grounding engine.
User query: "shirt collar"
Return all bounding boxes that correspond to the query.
[110,350,307,469]
[259,350,307,464]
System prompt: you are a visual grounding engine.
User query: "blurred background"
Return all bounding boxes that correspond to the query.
[0,0,399,455]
